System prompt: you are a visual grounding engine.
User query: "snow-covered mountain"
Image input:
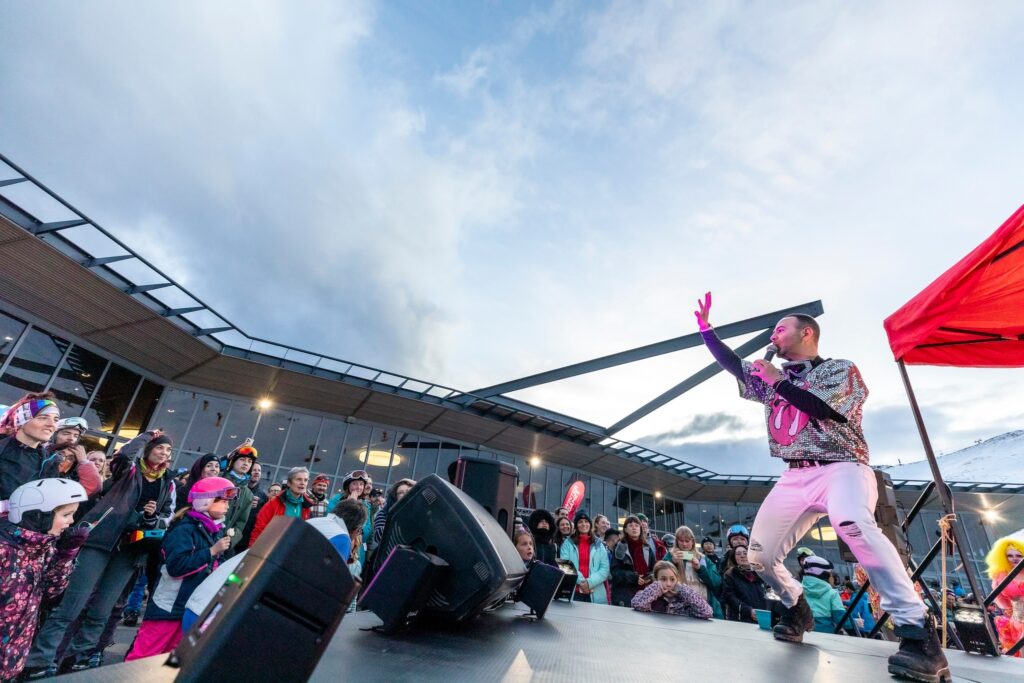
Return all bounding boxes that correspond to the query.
[880,430,1024,484]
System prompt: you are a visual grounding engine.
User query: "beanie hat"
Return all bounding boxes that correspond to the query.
[144,434,173,455]
[573,510,592,527]
[701,536,715,546]
[636,513,649,523]
[188,476,238,513]
[802,555,834,579]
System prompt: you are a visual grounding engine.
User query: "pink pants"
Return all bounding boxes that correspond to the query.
[748,462,927,627]
[125,619,183,661]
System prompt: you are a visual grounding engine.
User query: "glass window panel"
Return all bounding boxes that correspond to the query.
[83,364,140,435]
[279,413,323,471]
[117,380,162,440]
[413,438,439,481]
[48,344,108,419]
[220,401,260,444]
[545,466,563,511]
[181,394,231,455]
[386,432,417,487]
[252,408,291,468]
[153,389,200,458]
[339,423,372,480]
[437,442,461,484]
[362,427,397,487]
[0,326,68,404]
[524,462,544,510]
[315,419,348,479]
[0,311,28,372]
[79,433,110,455]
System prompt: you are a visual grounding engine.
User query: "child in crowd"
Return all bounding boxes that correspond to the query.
[125,477,237,661]
[332,498,368,613]
[0,479,89,681]
[514,528,535,568]
[631,560,713,619]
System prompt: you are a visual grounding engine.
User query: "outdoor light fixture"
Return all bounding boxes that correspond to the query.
[530,456,541,467]
[364,449,399,468]
[982,509,1000,523]
[257,398,273,410]
[654,491,662,499]
[952,605,1000,656]
[811,526,838,542]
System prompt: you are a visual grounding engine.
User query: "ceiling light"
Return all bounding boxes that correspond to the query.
[530,456,541,467]
[167,409,175,413]
[654,491,662,499]
[364,449,399,468]
[257,398,273,410]
[982,509,1000,523]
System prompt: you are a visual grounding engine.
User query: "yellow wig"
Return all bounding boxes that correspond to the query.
[985,531,1024,579]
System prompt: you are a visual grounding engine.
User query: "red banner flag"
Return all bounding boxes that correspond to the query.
[562,481,586,519]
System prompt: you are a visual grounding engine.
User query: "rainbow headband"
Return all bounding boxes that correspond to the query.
[12,399,59,430]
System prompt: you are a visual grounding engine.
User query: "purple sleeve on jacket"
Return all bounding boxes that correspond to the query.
[631,582,662,612]
[667,584,713,619]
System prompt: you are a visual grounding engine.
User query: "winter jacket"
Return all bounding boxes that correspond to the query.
[843,591,877,633]
[0,519,81,680]
[610,539,658,607]
[145,513,224,621]
[0,435,60,502]
[630,581,713,619]
[663,549,725,619]
[721,567,768,622]
[528,509,559,567]
[80,433,175,553]
[802,575,846,633]
[250,491,313,545]
[222,472,254,550]
[559,537,610,605]
[237,484,268,551]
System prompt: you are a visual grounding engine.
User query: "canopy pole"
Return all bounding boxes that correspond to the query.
[896,358,1001,653]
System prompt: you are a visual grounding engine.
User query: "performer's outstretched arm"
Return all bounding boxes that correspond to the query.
[694,292,744,381]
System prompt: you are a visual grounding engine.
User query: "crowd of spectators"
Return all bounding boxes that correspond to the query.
[0,389,1022,680]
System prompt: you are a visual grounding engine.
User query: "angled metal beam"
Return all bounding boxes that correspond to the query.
[162,306,205,317]
[193,326,232,337]
[80,254,134,267]
[471,300,823,398]
[606,329,775,435]
[31,219,88,235]
[0,178,28,188]
[123,282,172,294]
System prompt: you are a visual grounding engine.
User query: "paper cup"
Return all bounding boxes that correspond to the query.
[755,608,772,630]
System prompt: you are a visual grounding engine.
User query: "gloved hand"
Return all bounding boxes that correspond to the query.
[56,525,90,552]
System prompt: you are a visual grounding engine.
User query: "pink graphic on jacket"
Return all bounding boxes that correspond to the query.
[768,382,810,445]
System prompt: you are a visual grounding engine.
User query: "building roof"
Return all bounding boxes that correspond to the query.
[2,153,1021,501]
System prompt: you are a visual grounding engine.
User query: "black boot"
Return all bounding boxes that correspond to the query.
[887,617,951,683]
[773,593,815,643]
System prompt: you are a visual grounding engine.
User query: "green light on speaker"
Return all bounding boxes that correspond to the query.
[226,573,242,585]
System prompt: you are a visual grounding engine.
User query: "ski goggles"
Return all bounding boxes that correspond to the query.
[345,470,369,481]
[56,417,89,432]
[234,445,258,459]
[190,486,240,502]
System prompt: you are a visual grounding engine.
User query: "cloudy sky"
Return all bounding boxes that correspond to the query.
[3,1,1023,476]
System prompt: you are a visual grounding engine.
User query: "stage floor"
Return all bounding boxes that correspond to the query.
[67,601,1021,682]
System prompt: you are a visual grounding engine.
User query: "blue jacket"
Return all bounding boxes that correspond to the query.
[801,575,846,633]
[146,513,224,621]
[559,537,610,604]
[843,591,877,633]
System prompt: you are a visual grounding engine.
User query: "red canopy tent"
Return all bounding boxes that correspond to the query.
[882,204,1024,655]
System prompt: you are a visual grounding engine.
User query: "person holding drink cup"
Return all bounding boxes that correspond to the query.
[666,525,724,618]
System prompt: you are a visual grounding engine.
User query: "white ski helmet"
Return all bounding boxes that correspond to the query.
[54,416,89,435]
[8,478,88,533]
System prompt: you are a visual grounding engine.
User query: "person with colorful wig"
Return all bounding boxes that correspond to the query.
[125,476,236,660]
[0,391,62,504]
[986,530,1024,657]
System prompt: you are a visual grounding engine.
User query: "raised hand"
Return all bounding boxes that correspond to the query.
[694,292,712,331]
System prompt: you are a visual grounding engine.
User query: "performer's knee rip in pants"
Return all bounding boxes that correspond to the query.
[838,520,862,538]
[747,539,765,571]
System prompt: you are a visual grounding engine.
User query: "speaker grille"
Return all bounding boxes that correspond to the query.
[474,561,490,582]
[422,488,437,504]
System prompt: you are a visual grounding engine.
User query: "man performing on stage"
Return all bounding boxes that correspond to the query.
[694,292,948,683]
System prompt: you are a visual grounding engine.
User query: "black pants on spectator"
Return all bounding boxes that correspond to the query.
[27,547,138,667]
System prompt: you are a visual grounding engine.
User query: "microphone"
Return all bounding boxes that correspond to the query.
[763,344,779,362]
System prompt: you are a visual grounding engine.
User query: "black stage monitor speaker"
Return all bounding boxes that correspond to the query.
[554,559,579,601]
[516,561,564,619]
[360,544,449,632]
[172,516,357,683]
[448,456,519,538]
[838,468,911,568]
[373,473,527,622]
